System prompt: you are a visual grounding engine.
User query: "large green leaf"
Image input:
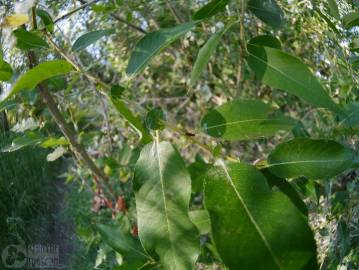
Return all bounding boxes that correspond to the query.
[192,0,230,20]
[248,0,285,28]
[247,43,342,114]
[110,86,152,144]
[343,11,359,29]
[72,28,115,52]
[126,22,196,75]
[0,60,13,82]
[204,162,317,269]
[0,60,73,104]
[267,138,357,179]
[133,141,200,269]
[201,100,296,140]
[13,28,49,50]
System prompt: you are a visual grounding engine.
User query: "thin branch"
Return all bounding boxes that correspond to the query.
[77,0,147,34]
[53,0,99,24]
[166,0,184,24]
[28,10,116,201]
[111,13,148,34]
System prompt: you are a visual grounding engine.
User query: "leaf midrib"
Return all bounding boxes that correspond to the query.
[155,139,178,269]
[205,118,291,130]
[267,159,350,168]
[219,161,283,269]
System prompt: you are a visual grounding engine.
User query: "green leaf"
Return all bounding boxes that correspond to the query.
[110,87,152,144]
[72,28,115,52]
[248,0,285,28]
[188,157,212,193]
[0,59,13,82]
[247,43,342,114]
[40,137,68,148]
[36,9,54,32]
[190,31,223,86]
[1,132,69,152]
[343,11,359,29]
[316,9,340,34]
[261,168,308,216]
[47,146,66,162]
[1,131,44,152]
[190,21,236,86]
[1,60,73,104]
[133,141,200,269]
[248,35,281,49]
[13,28,49,50]
[328,0,340,19]
[145,108,165,130]
[201,100,296,141]
[350,37,359,52]
[96,224,149,263]
[192,0,229,20]
[126,22,196,75]
[189,210,211,235]
[204,162,318,269]
[267,138,357,179]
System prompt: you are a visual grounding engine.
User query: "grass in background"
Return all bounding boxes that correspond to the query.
[0,132,61,251]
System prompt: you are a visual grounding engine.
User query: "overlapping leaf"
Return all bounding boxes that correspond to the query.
[201,99,296,140]
[267,138,357,179]
[248,0,285,28]
[343,11,359,29]
[13,28,49,50]
[133,141,199,269]
[110,86,152,144]
[192,0,230,20]
[204,162,318,269]
[247,40,342,114]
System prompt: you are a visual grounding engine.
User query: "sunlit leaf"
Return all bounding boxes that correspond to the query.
[201,100,296,140]
[2,14,29,27]
[134,141,200,269]
[189,210,211,235]
[0,60,73,104]
[47,146,66,162]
